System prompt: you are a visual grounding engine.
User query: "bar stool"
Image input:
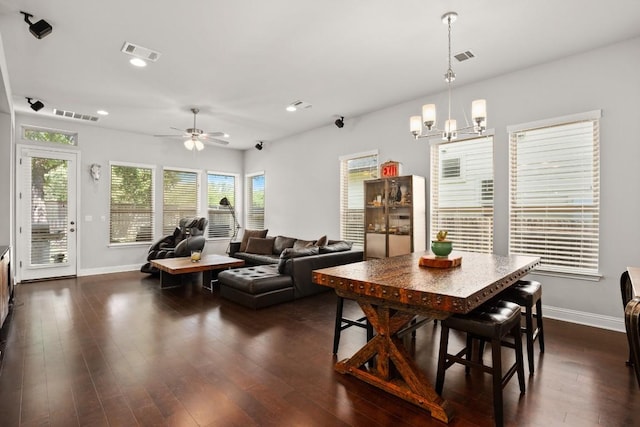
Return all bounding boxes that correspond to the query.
[500,280,545,375]
[333,296,373,354]
[436,300,525,427]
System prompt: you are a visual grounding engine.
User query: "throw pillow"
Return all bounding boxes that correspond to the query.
[239,229,269,252]
[278,246,320,273]
[245,237,275,255]
[273,235,297,255]
[319,240,353,253]
[293,239,315,250]
[316,235,327,247]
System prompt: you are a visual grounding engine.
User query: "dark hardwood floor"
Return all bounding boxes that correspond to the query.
[0,271,638,426]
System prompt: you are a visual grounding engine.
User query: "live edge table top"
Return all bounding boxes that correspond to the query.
[150,254,245,275]
[312,251,540,317]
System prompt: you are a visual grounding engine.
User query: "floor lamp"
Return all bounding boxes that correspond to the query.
[219,197,240,253]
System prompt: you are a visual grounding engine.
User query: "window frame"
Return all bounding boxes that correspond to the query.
[245,171,265,231]
[206,171,239,239]
[430,134,494,254]
[109,161,155,246]
[339,150,379,248]
[507,110,601,279]
[162,166,201,236]
[22,125,78,146]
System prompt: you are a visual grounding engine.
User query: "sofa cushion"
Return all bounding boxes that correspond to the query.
[245,237,275,255]
[293,239,315,250]
[273,235,296,255]
[239,229,269,252]
[278,246,320,273]
[319,240,353,253]
[218,265,293,295]
[316,235,328,247]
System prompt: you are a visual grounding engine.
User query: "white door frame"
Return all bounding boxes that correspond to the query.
[15,144,81,282]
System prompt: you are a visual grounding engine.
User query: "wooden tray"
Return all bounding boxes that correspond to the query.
[419,254,462,268]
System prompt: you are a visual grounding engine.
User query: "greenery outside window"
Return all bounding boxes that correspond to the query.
[430,136,494,253]
[508,110,601,276]
[340,151,378,248]
[23,126,77,146]
[110,163,154,244]
[207,172,237,238]
[246,172,265,230]
[163,168,200,235]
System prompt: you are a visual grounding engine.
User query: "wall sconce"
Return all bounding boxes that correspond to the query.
[90,163,101,181]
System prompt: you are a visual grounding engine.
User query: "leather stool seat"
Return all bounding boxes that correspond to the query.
[500,279,545,374]
[436,300,525,427]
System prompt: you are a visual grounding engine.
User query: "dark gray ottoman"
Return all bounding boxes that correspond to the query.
[218,265,294,309]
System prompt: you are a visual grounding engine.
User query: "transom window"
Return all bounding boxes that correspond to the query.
[508,110,601,277]
[22,126,77,146]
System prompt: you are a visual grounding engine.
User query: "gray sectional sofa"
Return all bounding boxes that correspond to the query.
[218,233,363,309]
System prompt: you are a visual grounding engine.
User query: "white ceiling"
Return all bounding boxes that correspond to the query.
[1,0,639,150]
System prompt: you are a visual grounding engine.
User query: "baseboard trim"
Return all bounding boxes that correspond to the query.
[78,264,141,277]
[543,305,625,333]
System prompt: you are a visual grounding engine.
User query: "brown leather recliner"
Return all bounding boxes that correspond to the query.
[140,217,208,274]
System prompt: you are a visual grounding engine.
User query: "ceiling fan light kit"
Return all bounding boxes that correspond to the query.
[156,107,230,151]
[409,11,487,142]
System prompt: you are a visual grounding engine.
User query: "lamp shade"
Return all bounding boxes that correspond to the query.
[219,197,230,206]
[422,104,436,128]
[184,139,194,150]
[444,119,457,133]
[195,139,204,151]
[410,116,422,135]
[472,99,487,121]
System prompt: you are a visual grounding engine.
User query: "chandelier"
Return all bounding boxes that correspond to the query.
[410,12,487,141]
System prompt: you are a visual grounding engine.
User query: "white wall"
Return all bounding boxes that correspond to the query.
[245,37,640,325]
[14,114,244,275]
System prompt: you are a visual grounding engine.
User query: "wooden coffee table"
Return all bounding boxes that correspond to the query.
[150,254,245,290]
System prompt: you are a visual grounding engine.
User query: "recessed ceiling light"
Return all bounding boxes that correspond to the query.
[96,110,109,116]
[286,105,297,112]
[129,58,147,67]
[223,133,230,138]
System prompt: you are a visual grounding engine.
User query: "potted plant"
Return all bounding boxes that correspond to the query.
[431,230,452,257]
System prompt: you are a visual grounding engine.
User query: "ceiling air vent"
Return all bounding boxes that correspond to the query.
[121,41,161,62]
[454,50,475,62]
[53,109,99,122]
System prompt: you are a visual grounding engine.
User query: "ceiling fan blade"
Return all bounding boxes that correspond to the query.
[153,134,185,138]
[169,127,187,133]
[202,136,230,146]
[203,131,226,137]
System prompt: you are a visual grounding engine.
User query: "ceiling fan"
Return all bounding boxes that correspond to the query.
[155,107,229,151]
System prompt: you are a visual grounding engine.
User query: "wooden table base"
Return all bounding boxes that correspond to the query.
[335,301,454,423]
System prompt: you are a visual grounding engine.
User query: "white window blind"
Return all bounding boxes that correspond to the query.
[340,152,378,247]
[246,173,265,230]
[163,169,199,235]
[110,164,154,243]
[430,136,494,253]
[508,112,600,275]
[207,173,237,238]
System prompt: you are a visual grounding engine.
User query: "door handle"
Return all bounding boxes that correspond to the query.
[70,221,75,225]
[70,228,75,232]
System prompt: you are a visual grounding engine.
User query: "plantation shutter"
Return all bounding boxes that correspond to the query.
[246,173,265,230]
[110,164,154,243]
[430,136,494,253]
[207,173,236,238]
[340,152,378,248]
[508,111,600,276]
[163,169,199,235]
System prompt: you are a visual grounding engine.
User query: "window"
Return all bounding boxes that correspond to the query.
[508,111,601,276]
[246,172,265,230]
[22,126,77,146]
[163,169,200,235]
[207,172,238,238]
[340,151,378,247]
[430,136,494,253]
[110,163,154,244]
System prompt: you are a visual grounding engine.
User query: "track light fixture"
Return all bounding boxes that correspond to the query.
[334,116,345,128]
[255,141,264,151]
[20,11,52,39]
[26,97,44,112]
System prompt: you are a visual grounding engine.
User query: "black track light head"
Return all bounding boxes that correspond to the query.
[255,141,264,151]
[26,97,44,112]
[20,11,52,39]
[335,116,344,128]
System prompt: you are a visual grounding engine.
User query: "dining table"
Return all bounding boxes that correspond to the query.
[312,250,540,423]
